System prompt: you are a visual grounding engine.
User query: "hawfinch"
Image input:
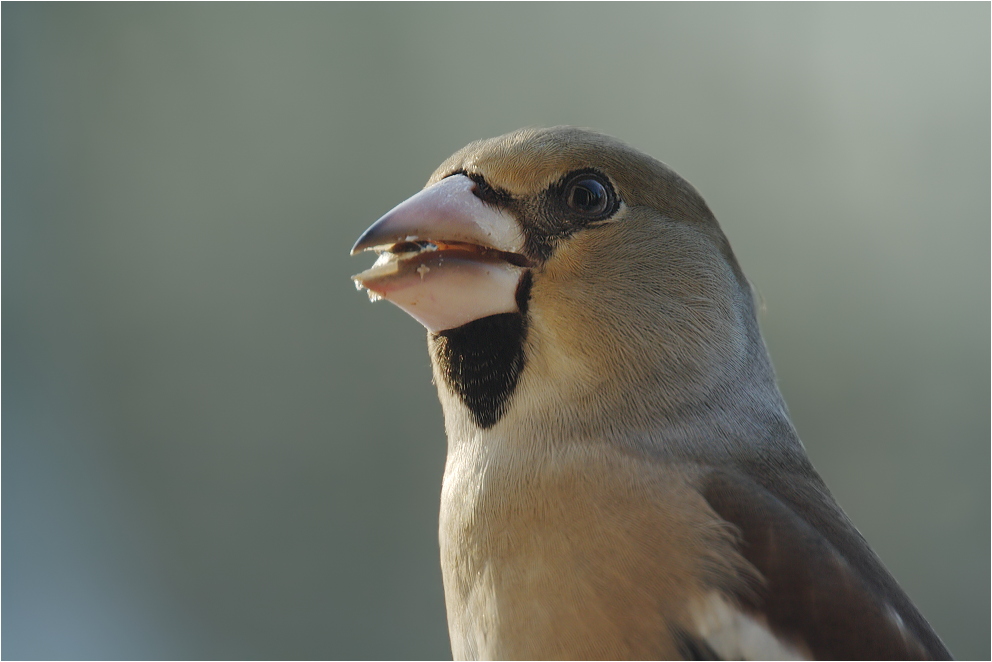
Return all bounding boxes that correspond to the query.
[351,127,951,660]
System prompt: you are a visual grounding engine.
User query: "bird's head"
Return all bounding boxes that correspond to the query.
[352,127,778,443]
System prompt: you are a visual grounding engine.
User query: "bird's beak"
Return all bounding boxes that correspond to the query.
[351,174,530,333]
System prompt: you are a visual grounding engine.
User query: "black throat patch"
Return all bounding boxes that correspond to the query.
[427,273,532,429]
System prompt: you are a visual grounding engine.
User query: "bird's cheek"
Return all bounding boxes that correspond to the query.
[354,250,526,333]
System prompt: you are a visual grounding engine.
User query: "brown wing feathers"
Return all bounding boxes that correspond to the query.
[703,470,946,659]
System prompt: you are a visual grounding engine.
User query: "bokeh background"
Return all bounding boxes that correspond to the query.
[4,3,988,660]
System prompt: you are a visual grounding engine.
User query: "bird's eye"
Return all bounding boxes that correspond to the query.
[566,177,610,216]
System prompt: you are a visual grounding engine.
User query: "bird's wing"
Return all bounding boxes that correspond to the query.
[693,468,950,660]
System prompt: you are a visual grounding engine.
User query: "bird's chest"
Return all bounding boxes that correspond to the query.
[437,444,704,660]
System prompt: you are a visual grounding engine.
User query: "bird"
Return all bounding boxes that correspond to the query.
[350,127,951,660]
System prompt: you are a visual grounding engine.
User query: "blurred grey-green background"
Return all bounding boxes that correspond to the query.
[3,3,988,660]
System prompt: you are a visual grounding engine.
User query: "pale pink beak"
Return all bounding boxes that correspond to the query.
[351,174,530,333]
